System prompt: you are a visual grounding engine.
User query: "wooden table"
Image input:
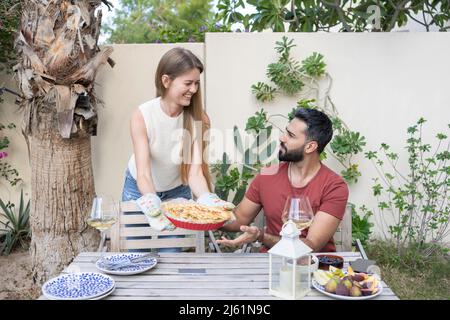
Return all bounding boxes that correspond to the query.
[39,251,399,300]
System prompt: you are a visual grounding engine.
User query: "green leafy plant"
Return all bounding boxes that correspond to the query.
[0,190,31,255]
[251,82,276,103]
[148,21,232,43]
[252,37,329,100]
[215,0,450,32]
[350,203,374,247]
[211,121,275,206]
[266,37,304,96]
[330,131,366,156]
[0,0,20,72]
[104,0,231,44]
[365,118,449,257]
[301,52,326,77]
[0,0,20,106]
[245,108,270,134]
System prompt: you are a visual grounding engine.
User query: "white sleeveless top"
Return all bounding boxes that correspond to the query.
[128,97,188,192]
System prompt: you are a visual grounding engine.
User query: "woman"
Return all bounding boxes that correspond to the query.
[122,47,231,251]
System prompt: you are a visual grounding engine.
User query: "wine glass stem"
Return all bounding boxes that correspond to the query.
[98,231,106,255]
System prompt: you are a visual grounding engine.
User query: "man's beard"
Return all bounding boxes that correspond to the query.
[278,142,305,162]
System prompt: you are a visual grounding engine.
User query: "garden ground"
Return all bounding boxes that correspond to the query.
[0,247,40,300]
[367,241,450,300]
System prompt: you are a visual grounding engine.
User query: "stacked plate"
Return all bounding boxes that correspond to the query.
[42,272,115,300]
[95,253,158,275]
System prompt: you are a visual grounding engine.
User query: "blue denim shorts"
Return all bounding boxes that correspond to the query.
[121,168,192,252]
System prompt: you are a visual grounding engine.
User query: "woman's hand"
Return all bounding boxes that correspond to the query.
[197,192,235,210]
[136,193,161,217]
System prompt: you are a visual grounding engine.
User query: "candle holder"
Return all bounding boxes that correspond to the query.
[268,220,313,300]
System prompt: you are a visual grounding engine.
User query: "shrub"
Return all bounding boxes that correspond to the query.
[0,190,31,255]
[365,118,449,257]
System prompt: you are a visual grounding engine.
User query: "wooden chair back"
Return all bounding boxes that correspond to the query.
[333,204,353,251]
[110,201,205,252]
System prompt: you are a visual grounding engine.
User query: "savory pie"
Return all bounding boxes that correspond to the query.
[161,203,232,224]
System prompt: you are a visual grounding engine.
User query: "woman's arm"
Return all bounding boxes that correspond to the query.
[188,112,211,198]
[130,108,157,195]
[188,138,211,198]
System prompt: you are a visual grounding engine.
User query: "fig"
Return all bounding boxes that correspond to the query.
[351,273,365,282]
[325,278,338,293]
[341,278,352,290]
[361,288,373,296]
[336,283,350,296]
[350,286,362,297]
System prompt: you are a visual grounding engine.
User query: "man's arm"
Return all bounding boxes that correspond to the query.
[301,211,341,252]
[220,196,261,232]
[259,232,280,249]
[217,209,342,251]
[257,210,341,251]
[216,196,262,247]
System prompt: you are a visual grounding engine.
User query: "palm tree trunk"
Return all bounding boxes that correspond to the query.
[15,0,113,284]
[28,110,99,284]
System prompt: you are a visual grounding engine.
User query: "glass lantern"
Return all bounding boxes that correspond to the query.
[268,220,313,300]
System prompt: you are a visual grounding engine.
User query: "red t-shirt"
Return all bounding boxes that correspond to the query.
[245,162,349,252]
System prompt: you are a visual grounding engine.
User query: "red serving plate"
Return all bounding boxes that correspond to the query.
[161,199,232,231]
[163,211,228,231]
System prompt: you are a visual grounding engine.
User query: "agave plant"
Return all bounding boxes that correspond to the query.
[0,190,30,255]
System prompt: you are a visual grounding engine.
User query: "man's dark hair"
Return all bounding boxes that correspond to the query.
[294,108,333,153]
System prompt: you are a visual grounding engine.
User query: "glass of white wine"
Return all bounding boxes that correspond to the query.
[86,196,118,258]
[281,195,314,231]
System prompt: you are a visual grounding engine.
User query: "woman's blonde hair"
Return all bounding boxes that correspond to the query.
[155,47,212,191]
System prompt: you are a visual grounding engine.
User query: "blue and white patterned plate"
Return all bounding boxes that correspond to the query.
[89,284,116,300]
[42,272,115,300]
[95,253,157,275]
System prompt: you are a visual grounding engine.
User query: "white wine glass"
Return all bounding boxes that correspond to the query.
[281,195,314,231]
[86,195,119,260]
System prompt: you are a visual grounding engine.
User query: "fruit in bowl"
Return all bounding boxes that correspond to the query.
[313,266,381,298]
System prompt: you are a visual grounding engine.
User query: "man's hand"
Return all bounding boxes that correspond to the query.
[216,225,260,248]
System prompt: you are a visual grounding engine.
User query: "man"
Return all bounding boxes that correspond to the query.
[217,108,349,252]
